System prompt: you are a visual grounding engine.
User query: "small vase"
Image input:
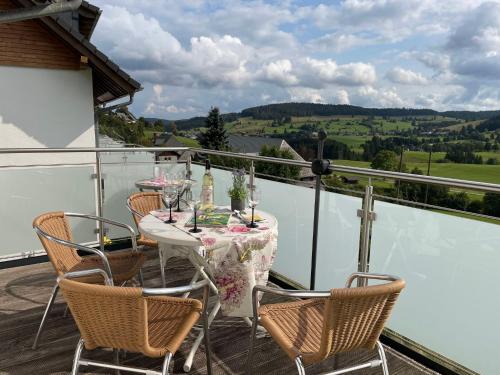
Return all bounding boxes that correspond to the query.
[231,198,246,211]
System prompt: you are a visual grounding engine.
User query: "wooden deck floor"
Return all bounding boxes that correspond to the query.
[0,250,439,375]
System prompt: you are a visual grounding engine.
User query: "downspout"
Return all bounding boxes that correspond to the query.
[0,0,82,24]
[94,94,134,251]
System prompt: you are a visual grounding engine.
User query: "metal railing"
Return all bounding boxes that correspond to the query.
[1,145,499,374]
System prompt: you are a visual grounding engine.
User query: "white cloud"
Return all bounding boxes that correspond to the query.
[308,33,375,52]
[259,59,298,86]
[386,67,429,85]
[300,58,377,87]
[89,0,500,117]
[95,6,252,88]
[356,86,406,107]
[401,51,451,72]
[288,88,325,104]
[334,89,350,105]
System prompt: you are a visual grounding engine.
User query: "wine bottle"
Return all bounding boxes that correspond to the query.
[200,159,214,210]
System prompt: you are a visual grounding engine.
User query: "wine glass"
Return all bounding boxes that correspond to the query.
[163,185,178,224]
[186,194,202,233]
[246,187,261,228]
[175,173,187,212]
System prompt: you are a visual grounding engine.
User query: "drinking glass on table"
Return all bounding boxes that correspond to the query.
[163,185,178,224]
[247,187,261,228]
[186,194,202,233]
[175,173,187,212]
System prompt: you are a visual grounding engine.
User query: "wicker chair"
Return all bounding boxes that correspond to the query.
[127,192,163,249]
[32,211,145,349]
[59,276,213,375]
[127,192,185,288]
[247,273,406,375]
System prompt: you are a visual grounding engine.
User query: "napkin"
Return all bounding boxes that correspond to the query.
[242,213,265,222]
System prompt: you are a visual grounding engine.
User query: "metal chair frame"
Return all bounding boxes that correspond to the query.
[32,213,143,350]
[126,194,183,288]
[70,279,213,375]
[247,272,401,375]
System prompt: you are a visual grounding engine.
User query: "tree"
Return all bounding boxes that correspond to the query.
[483,193,500,217]
[371,150,399,171]
[171,122,178,135]
[398,167,449,205]
[256,146,300,180]
[199,107,228,150]
[153,119,164,130]
[98,111,145,145]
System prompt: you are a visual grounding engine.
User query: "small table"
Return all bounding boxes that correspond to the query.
[139,208,278,372]
[135,178,166,192]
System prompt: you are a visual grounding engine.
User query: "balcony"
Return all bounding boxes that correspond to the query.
[0,146,499,375]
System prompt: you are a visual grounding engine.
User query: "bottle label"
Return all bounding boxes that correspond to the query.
[201,186,214,207]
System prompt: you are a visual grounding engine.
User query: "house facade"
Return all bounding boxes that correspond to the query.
[0,0,141,260]
[153,133,190,162]
[0,0,141,166]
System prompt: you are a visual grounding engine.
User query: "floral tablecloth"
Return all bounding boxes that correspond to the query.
[149,209,278,317]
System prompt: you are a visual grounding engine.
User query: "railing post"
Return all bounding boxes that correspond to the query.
[310,130,329,290]
[93,113,105,252]
[358,180,375,285]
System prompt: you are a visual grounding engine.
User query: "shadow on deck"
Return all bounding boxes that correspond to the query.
[0,249,439,374]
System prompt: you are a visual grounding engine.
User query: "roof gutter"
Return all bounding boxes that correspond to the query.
[96,94,134,114]
[0,0,82,24]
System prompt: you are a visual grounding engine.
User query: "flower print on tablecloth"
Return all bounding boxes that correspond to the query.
[213,260,249,315]
[233,231,273,263]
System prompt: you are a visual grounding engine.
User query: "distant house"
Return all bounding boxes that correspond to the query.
[0,0,141,167]
[153,133,190,162]
[228,135,314,180]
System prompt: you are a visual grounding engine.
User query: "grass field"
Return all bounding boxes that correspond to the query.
[444,120,482,131]
[227,115,422,138]
[175,136,200,148]
[333,159,500,184]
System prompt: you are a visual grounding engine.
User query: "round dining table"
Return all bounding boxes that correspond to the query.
[138,207,278,372]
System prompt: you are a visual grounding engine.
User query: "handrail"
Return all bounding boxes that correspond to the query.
[0,147,188,153]
[330,164,500,193]
[0,146,499,193]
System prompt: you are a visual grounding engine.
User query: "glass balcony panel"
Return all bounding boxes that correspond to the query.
[0,165,97,259]
[370,200,500,374]
[315,191,362,290]
[100,151,184,239]
[190,165,362,289]
[190,164,314,287]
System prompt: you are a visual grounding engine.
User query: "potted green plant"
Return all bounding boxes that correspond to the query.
[228,168,248,211]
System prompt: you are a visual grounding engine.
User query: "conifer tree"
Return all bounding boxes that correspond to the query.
[199,107,228,150]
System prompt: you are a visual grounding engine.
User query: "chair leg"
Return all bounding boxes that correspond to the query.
[294,357,306,375]
[203,310,213,375]
[63,304,69,318]
[71,338,85,375]
[161,352,173,375]
[376,341,389,375]
[113,349,121,375]
[32,283,59,350]
[245,317,259,375]
[138,268,144,287]
[182,270,200,298]
[158,250,166,288]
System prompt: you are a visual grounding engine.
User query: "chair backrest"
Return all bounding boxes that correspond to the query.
[59,278,148,353]
[127,192,162,228]
[33,212,81,275]
[59,278,204,356]
[318,279,405,358]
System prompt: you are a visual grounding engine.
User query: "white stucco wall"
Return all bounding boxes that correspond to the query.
[0,66,95,166]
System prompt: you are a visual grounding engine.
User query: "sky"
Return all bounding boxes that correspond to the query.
[91,0,500,119]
